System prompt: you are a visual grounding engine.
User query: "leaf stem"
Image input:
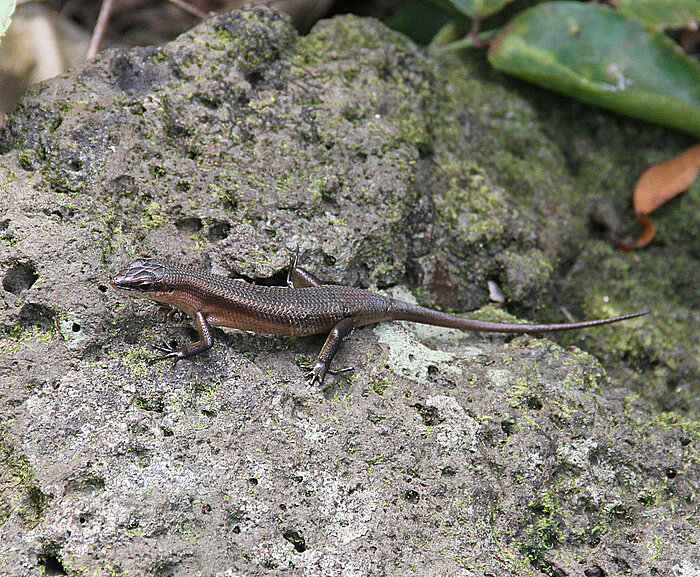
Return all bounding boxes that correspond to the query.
[432,28,500,52]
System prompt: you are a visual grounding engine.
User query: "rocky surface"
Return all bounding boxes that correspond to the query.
[0,7,697,577]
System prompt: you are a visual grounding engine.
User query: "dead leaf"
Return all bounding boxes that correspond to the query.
[617,216,655,252]
[633,143,700,215]
[618,143,700,250]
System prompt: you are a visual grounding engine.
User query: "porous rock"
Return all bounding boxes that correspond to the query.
[0,7,697,576]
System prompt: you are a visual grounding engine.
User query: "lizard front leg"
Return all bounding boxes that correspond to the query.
[287,250,324,288]
[152,310,214,367]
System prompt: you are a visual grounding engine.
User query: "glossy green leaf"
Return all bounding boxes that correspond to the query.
[0,0,16,39]
[612,0,700,31]
[429,0,515,19]
[488,2,700,135]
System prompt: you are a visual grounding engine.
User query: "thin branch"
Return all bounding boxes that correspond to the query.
[166,0,210,20]
[86,0,114,61]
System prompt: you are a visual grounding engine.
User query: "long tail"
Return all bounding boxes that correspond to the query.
[387,300,649,333]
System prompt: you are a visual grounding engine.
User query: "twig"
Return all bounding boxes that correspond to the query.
[166,0,210,20]
[86,0,114,61]
[560,307,576,324]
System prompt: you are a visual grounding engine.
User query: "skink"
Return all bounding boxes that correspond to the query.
[111,258,648,384]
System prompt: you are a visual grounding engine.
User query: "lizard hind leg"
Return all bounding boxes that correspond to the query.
[304,317,355,385]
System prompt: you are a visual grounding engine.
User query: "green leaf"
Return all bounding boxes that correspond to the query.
[0,0,16,39]
[488,2,700,135]
[612,0,700,31]
[429,0,515,19]
[386,0,453,45]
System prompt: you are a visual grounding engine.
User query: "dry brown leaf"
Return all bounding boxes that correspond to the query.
[633,143,700,215]
[617,216,655,252]
[617,143,700,250]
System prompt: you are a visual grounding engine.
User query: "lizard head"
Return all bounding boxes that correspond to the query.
[111,258,168,298]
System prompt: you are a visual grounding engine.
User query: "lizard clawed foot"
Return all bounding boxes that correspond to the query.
[151,342,185,368]
[328,366,354,376]
[157,305,185,321]
[303,361,354,386]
